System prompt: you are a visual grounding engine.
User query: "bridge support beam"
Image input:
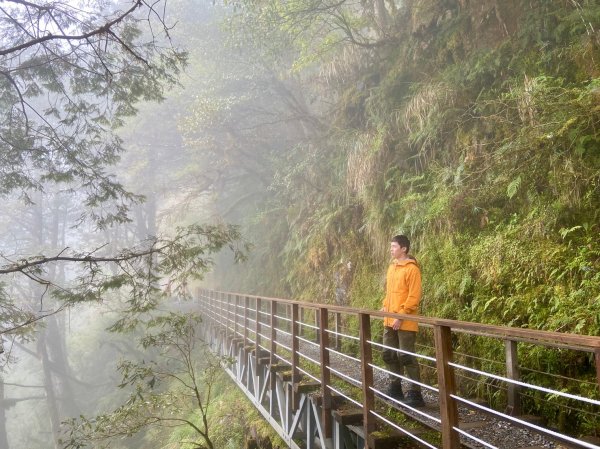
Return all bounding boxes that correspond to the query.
[202,308,349,449]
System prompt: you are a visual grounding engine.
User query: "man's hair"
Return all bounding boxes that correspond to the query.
[391,235,410,252]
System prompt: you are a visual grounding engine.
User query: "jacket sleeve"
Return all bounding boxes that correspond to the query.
[398,265,422,315]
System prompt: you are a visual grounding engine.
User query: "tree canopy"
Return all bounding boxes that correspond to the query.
[0,0,185,223]
[0,0,248,355]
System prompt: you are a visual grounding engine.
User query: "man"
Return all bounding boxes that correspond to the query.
[381,235,425,407]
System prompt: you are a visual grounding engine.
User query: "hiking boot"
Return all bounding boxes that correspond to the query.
[386,382,404,401]
[403,390,425,408]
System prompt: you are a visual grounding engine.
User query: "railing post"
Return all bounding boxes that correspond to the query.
[243,296,249,349]
[233,294,239,339]
[270,300,277,365]
[255,298,262,354]
[319,307,332,439]
[595,349,600,388]
[208,290,213,326]
[226,293,232,338]
[269,299,277,416]
[213,291,217,327]
[315,309,320,344]
[217,291,222,329]
[291,303,300,408]
[434,324,460,449]
[223,292,227,335]
[207,291,215,348]
[359,313,375,445]
[505,339,521,416]
[254,297,263,400]
[334,312,342,350]
[213,291,217,326]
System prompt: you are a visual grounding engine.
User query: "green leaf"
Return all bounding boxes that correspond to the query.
[506,176,522,199]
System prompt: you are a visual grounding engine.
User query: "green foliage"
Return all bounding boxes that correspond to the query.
[0,0,186,225]
[207,376,285,449]
[61,312,223,449]
[9,223,247,335]
[212,0,600,435]
[0,282,37,345]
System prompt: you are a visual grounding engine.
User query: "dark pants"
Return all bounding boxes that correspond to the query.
[382,327,421,392]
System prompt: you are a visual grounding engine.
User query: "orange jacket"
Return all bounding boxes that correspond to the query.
[382,258,422,331]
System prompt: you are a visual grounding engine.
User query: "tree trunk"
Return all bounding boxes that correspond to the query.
[29,194,79,447]
[375,0,389,32]
[38,332,61,449]
[0,377,9,449]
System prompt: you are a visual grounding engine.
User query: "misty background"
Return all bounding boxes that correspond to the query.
[1,0,599,447]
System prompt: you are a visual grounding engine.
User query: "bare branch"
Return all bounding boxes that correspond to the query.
[0,0,144,57]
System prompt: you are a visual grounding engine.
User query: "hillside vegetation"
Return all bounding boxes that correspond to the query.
[205,0,599,435]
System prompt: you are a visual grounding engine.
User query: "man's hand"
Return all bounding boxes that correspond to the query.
[392,319,402,330]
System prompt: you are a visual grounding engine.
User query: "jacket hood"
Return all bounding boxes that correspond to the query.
[392,257,419,267]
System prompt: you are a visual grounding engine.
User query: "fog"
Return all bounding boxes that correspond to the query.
[4,0,599,446]
[0,0,323,446]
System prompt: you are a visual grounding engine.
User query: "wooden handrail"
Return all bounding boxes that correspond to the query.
[208,290,600,351]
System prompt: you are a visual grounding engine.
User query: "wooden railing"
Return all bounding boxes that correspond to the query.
[197,289,600,449]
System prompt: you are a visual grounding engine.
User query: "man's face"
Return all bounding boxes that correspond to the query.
[390,241,406,259]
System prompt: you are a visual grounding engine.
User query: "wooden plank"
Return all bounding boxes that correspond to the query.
[295,381,321,394]
[319,307,332,439]
[434,324,460,449]
[505,339,522,416]
[331,408,363,425]
[359,312,375,445]
[270,364,291,373]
